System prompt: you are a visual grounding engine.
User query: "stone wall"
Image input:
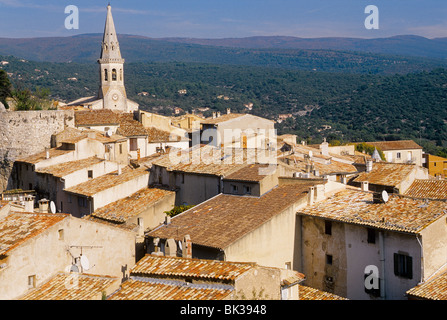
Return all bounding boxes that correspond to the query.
[0,109,75,191]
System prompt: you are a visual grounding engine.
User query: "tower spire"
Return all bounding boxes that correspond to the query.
[99,4,124,63]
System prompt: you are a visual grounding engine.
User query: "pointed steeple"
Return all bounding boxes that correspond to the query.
[99,4,124,63]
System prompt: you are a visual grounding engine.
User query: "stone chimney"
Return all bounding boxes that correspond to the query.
[361,181,369,192]
[315,184,325,202]
[182,235,192,259]
[24,195,35,212]
[165,238,177,257]
[366,159,373,173]
[38,199,49,213]
[320,138,329,156]
[45,148,50,159]
[212,112,217,119]
[217,111,221,118]
[226,108,231,114]
[341,175,347,184]
[308,186,315,205]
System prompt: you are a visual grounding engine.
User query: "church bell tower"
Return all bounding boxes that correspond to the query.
[97,4,128,112]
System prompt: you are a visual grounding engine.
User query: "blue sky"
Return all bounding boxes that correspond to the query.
[0,0,446,39]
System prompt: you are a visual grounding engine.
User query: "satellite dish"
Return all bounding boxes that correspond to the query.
[178,241,182,251]
[50,201,56,213]
[70,264,79,273]
[381,190,389,203]
[80,255,90,271]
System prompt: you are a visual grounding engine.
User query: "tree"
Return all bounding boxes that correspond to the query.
[0,69,12,108]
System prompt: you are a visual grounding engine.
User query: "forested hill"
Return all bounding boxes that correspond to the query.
[0,34,447,75]
[2,55,447,155]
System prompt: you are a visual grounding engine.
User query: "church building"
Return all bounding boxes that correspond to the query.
[67,5,139,113]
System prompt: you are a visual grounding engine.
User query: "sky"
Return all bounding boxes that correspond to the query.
[0,0,446,39]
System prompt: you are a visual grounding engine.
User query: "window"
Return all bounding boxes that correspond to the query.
[243,185,252,195]
[231,184,239,194]
[396,152,401,159]
[78,196,87,208]
[104,69,108,81]
[367,228,376,244]
[325,220,332,235]
[58,229,64,240]
[112,68,117,81]
[326,254,333,265]
[68,194,72,204]
[119,143,123,154]
[88,170,93,179]
[28,275,36,289]
[394,253,413,279]
[130,138,138,152]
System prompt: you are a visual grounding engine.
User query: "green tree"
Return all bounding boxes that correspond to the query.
[0,69,12,108]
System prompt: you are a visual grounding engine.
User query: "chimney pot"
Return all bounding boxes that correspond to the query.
[361,181,369,191]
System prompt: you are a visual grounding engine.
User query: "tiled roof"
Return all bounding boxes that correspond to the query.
[200,113,246,125]
[15,147,73,164]
[131,254,255,281]
[90,188,175,223]
[0,212,68,255]
[404,179,447,200]
[148,184,309,249]
[60,129,127,144]
[353,162,416,187]
[152,145,250,177]
[280,156,358,175]
[146,126,185,143]
[20,273,120,300]
[108,277,233,300]
[64,166,149,197]
[298,188,447,234]
[223,164,275,182]
[116,113,149,137]
[406,269,447,300]
[364,140,422,151]
[35,157,104,178]
[298,285,348,300]
[75,109,121,126]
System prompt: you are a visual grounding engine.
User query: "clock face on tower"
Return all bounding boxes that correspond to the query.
[112,93,119,101]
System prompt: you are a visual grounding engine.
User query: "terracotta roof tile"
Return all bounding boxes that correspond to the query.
[131,254,255,281]
[404,179,447,200]
[406,269,447,300]
[353,162,416,187]
[20,273,120,300]
[75,109,121,126]
[364,140,422,151]
[298,285,348,300]
[200,113,246,125]
[298,188,447,234]
[223,164,275,182]
[90,188,175,223]
[0,212,68,255]
[108,277,233,300]
[35,157,104,178]
[148,184,309,249]
[64,166,149,197]
[15,147,73,165]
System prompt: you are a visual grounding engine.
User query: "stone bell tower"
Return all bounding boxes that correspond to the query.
[97,4,128,112]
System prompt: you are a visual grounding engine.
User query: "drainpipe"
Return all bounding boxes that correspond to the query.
[416,235,424,284]
[379,231,386,299]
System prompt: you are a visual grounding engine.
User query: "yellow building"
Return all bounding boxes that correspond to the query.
[423,153,447,178]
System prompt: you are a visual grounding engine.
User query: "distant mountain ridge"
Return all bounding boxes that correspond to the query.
[158,35,447,59]
[0,34,446,73]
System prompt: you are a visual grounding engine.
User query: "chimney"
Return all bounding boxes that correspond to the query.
[212,112,217,119]
[45,148,50,159]
[165,238,177,257]
[117,164,121,175]
[226,108,231,114]
[366,159,373,173]
[320,138,329,156]
[24,195,35,212]
[341,175,347,184]
[315,184,325,202]
[217,111,221,118]
[182,234,192,259]
[38,199,49,213]
[361,181,369,192]
[165,215,171,225]
[308,186,315,205]
[151,238,163,256]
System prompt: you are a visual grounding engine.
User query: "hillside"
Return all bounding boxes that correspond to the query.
[0,34,446,75]
[2,55,447,155]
